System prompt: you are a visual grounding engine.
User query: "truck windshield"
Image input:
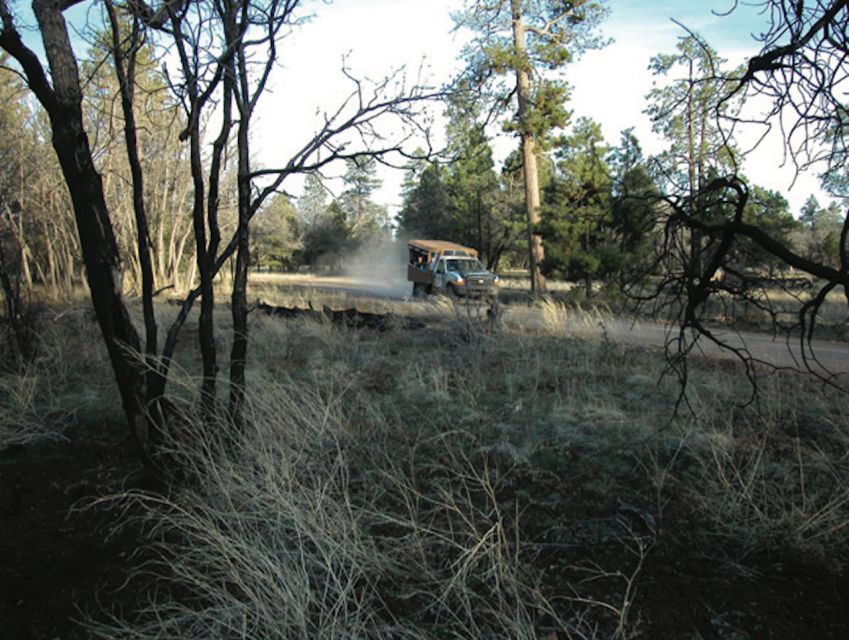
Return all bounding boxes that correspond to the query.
[445,258,486,275]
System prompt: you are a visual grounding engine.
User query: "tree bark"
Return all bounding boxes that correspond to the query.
[105,2,168,443]
[511,0,546,294]
[166,8,225,414]
[1,0,151,463]
[228,1,251,422]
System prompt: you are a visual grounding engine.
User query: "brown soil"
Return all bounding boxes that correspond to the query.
[1,424,848,638]
[0,425,150,639]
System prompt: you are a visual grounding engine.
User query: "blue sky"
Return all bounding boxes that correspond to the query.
[6,0,831,213]
[565,1,826,213]
[256,0,825,213]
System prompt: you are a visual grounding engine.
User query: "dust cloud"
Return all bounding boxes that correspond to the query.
[341,239,413,299]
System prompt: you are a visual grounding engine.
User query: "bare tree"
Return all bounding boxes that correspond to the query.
[0,0,156,464]
[1,0,443,470]
[635,1,849,393]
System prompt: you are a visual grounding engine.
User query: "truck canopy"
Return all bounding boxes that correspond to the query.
[408,240,479,287]
[407,240,478,263]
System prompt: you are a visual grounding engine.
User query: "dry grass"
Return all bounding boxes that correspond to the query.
[3,285,847,637]
[682,380,849,561]
[86,375,570,638]
[0,308,113,449]
[531,297,614,339]
[82,306,681,638]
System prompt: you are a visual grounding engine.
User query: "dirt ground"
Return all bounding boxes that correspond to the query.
[2,425,848,638]
[0,424,152,639]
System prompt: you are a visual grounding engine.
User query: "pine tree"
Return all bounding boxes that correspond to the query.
[455,0,608,292]
[540,117,612,294]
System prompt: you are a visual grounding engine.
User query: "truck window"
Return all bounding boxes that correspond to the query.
[446,258,485,275]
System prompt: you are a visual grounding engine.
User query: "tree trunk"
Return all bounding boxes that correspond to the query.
[3,0,152,463]
[511,0,546,295]
[105,2,167,443]
[229,14,251,422]
[167,8,222,414]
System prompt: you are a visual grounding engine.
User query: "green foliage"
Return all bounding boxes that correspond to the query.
[298,201,349,270]
[540,117,614,290]
[296,174,345,268]
[539,123,663,291]
[798,194,842,230]
[339,157,390,245]
[251,194,299,271]
[796,195,845,269]
[455,0,609,144]
[731,185,798,275]
[799,194,821,229]
[397,161,452,239]
[645,35,740,195]
[608,129,661,273]
[397,105,522,269]
[297,172,329,228]
[296,163,390,270]
[445,102,518,267]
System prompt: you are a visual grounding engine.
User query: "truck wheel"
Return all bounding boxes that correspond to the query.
[412,282,424,298]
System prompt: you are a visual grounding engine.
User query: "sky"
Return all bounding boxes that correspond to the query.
[10,0,833,214]
[252,0,830,215]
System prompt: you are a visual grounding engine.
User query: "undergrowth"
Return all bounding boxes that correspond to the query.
[0,308,114,449]
[4,294,847,637]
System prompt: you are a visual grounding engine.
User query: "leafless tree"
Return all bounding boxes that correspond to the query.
[634,1,849,396]
[1,0,443,472]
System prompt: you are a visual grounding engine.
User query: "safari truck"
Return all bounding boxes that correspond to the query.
[407,239,502,297]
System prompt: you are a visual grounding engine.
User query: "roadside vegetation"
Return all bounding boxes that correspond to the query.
[3,291,846,638]
[2,0,849,638]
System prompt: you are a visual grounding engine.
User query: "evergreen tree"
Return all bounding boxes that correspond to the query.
[646,35,739,199]
[799,194,822,229]
[540,117,613,294]
[607,129,661,274]
[299,200,349,270]
[735,185,797,276]
[798,194,843,268]
[445,102,506,266]
[455,0,609,292]
[296,173,346,268]
[297,173,330,229]
[339,157,389,245]
[251,193,299,271]
[397,161,452,239]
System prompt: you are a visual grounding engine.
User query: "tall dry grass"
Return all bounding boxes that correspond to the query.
[3,288,846,637]
[0,308,115,449]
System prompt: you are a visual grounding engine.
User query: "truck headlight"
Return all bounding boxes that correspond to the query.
[455,278,465,286]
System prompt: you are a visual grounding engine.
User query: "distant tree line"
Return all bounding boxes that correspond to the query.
[396,31,841,297]
[1,22,842,307]
[0,45,398,294]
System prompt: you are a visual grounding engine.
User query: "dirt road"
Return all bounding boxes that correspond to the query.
[252,274,849,377]
[502,305,848,376]
[594,317,846,376]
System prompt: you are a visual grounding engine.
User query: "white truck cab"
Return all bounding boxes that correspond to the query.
[408,240,502,297]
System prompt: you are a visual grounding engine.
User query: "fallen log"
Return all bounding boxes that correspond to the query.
[255,301,425,331]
